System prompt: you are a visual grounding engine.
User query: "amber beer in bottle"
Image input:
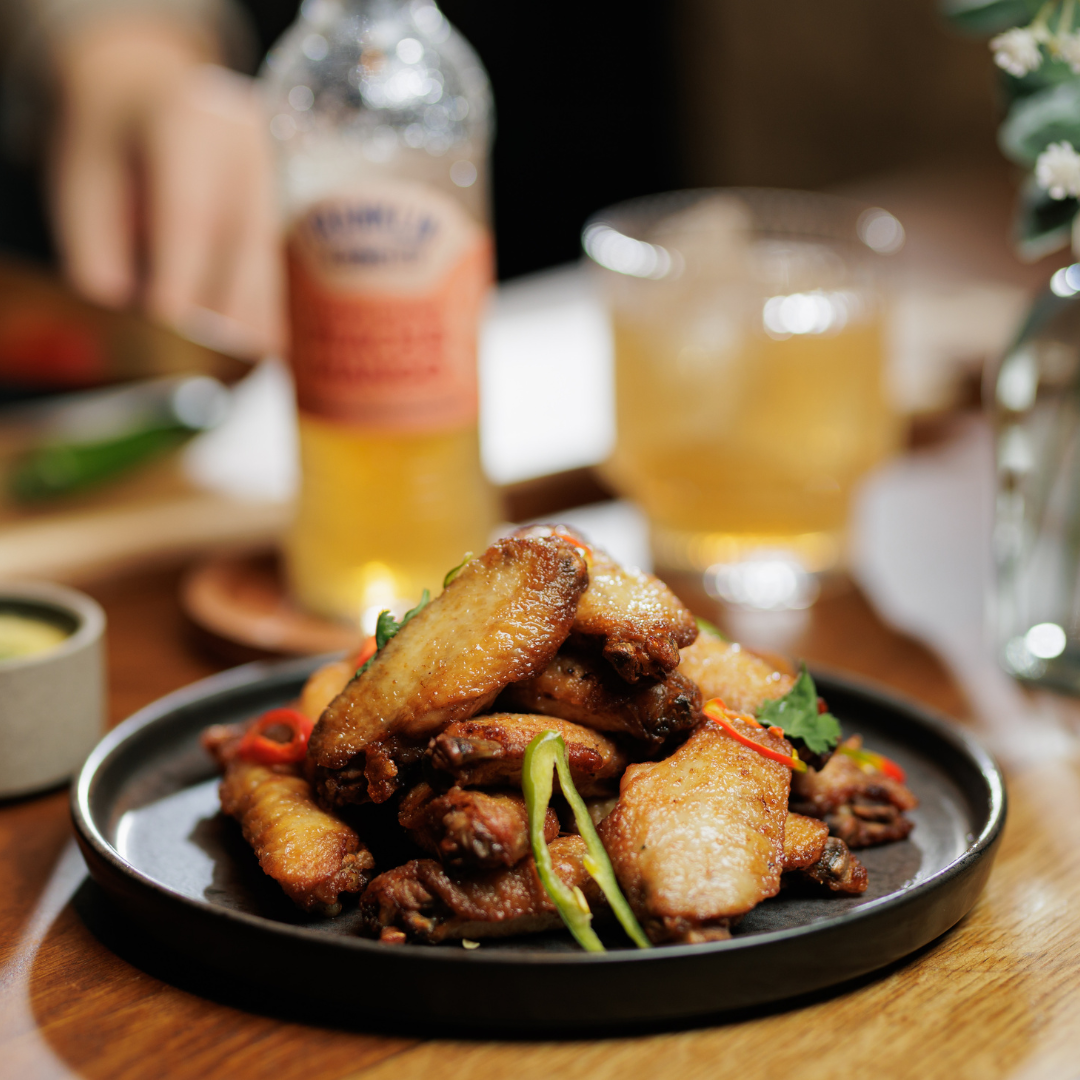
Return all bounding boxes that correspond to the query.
[264,0,497,626]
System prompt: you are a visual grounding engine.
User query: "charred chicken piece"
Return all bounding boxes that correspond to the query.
[801,837,868,893]
[791,735,918,848]
[511,525,697,683]
[679,632,796,716]
[429,713,627,795]
[599,714,792,944]
[398,782,559,870]
[361,834,606,944]
[498,647,701,749]
[203,725,374,915]
[781,812,867,894]
[308,535,588,805]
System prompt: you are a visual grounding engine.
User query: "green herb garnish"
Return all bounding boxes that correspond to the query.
[756,668,841,755]
[522,730,651,952]
[443,552,474,588]
[356,589,430,676]
[694,616,727,641]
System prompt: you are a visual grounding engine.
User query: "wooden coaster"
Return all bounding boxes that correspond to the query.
[181,550,363,658]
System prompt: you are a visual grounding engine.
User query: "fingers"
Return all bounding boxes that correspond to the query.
[144,65,281,357]
[46,20,217,310]
[48,110,136,309]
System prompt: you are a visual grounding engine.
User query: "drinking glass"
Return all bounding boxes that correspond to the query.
[583,188,903,610]
[989,266,1080,691]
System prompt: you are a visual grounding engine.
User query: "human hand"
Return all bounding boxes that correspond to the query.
[48,20,282,357]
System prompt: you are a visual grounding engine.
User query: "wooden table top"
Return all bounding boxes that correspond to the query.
[1,549,1077,1080]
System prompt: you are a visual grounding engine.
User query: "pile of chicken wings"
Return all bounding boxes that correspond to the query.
[204,526,917,947]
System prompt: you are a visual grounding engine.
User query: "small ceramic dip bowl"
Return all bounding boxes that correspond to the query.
[0,581,106,798]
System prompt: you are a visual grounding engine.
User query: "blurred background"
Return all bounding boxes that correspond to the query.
[1,0,1004,278]
[0,0,1059,672]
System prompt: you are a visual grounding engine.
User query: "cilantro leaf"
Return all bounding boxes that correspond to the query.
[357,589,431,676]
[373,609,399,651]
[756,668,841,755]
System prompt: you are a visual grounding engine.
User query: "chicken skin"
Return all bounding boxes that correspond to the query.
[498,647,701,749]
[599,714,793,944]
[398,782,558,870]
[203,725,374,915]
[781,812,867,894]
[361,835,606,944]
[429,713,627,795]
[791,735,918,848]
[309,535,588,805]
[511,525,697,683]
[678,631,796,716]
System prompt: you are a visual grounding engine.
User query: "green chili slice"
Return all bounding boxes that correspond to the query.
[522,730,651,951]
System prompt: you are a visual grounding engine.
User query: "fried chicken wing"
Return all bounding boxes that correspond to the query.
[791,735,918,848]
[781,811,867,894]
[511,525,697,683]
[429,713,627,795]
[781,811,831,870]
[309,536,588,805]
[361,835,606,944]
[678,632,796,715]
[398,782,558,869]
[498,647,701,748]
[203,725,375,915]
[598,714,792,944]
[298,657,355,721]
[800,837,869,893]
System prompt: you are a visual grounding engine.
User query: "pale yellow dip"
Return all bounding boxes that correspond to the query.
[0,613,69,661]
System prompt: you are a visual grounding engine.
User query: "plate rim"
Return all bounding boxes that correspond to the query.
[71,656,1007,969]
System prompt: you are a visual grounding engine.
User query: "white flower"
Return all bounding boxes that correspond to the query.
[1056,31,1080,73]
[991,27,1043,77]
[1036,141,1080,199]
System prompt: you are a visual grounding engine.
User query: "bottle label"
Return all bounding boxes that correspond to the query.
[286,180,492,432]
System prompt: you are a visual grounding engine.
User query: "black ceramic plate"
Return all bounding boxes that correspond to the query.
[72,658,1005,1032]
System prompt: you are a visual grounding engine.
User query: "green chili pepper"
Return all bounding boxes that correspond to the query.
[522,730,651,952]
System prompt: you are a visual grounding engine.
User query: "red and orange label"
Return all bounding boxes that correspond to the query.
[286,180,492,432]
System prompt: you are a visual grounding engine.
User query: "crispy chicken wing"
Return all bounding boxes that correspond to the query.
[800,837,868,893]
[599,714,792,944]
[398,782,558,869]
[781,810,831,870]
[511,525,696,683]
[298,657,355,721]
[678,632,796,715]
[309,536,588,805]
[203,725,375,915]
[781,811,867,894]
[791,735,918,848]
[361,835,606,944]
[498,647,701,748]
[429,713,627,795]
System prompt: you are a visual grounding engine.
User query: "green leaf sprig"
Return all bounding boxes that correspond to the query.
[443,552,474,588]
[756,668,841,756]
[356,589,430,676]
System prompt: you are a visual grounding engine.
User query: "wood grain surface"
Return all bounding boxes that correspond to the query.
[1,558,1078,1080]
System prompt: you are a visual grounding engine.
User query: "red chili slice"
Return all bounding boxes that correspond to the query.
[549,529,593,558]
[702,700,807,772]
[237,707,314,765]
[838,744,907,784]
[351,635,378,671]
